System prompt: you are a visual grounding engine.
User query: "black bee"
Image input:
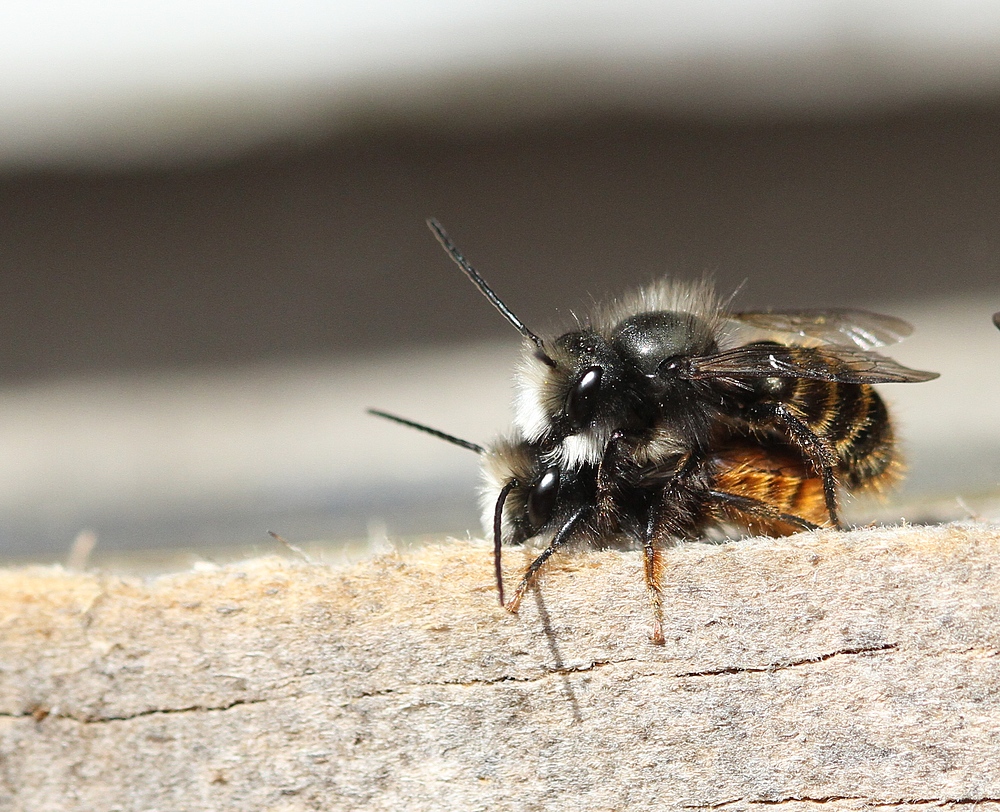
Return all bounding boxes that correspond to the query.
[370,409,828,644]
[367,222,939,643]
[428,220,939,528]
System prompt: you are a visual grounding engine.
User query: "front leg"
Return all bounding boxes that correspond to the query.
[505,507,587,613]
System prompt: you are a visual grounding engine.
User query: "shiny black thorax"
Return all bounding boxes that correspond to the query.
[550,310,724,449]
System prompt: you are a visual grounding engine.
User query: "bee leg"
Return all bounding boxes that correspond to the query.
[708,489,820,533]
[753,402,841,528]
[642,535,666,646]
[505,507,587,614]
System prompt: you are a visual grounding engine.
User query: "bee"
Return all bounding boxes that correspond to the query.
[994,312,1000,330]
[427,219,939,528]
[369,409,827,644]
[368,222,938,643]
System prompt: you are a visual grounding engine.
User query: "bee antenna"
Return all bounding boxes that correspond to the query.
[492,480,517,606]
[367,409,485,454]
[426,218,556,367]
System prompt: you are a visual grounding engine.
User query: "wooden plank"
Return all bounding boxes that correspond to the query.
[1,524,999,811]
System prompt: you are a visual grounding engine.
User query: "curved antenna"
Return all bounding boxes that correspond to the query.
[367,409,485,454]
[426,218,555,366]
[492,480,517,606]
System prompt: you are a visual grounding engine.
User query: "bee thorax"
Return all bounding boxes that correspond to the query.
[612,311,719,377]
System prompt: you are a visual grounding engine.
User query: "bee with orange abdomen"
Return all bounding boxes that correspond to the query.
[370,409,829,643]
[481,430,837,642]
[367,221,940,643]
[427,219,937,528]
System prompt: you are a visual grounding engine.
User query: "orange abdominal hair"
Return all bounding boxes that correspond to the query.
[711,443,831,536]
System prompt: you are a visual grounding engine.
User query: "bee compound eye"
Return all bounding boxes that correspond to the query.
[657,355,683,375]
[526,467,560,529]
[566,366,602,428]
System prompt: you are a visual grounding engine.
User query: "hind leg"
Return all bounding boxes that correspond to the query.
[642,534,667,645]
[752,402,842,528]
[707,488,820,532]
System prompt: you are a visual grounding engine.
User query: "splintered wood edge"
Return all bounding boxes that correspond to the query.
[0,522,999,811]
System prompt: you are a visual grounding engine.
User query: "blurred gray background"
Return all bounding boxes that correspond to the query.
[0,0,998,564]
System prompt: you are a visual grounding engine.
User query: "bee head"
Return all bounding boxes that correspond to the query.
[514,328,639,465]
[515,311,720,464]
[480,436,594,547]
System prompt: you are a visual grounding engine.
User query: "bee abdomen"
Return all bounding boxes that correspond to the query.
[713,444,830,533]
[788,380,899,494]
[835,389,899,492]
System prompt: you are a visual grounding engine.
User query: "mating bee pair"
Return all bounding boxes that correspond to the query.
[372,221,938,643]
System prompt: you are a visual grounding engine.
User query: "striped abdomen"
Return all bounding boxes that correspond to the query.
[780,376,900,494]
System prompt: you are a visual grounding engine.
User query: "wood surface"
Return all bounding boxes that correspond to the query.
[1,523,999,811]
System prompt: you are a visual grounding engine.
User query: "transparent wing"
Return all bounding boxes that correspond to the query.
[684,344,939,384]
[729,309,914,350]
